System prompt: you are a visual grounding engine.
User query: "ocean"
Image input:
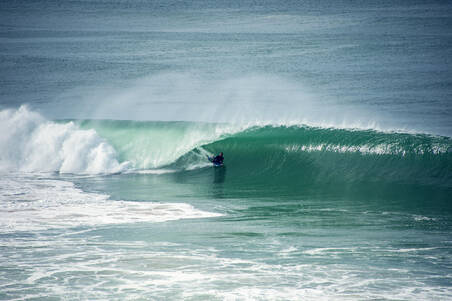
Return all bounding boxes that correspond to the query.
[1,0,452,300]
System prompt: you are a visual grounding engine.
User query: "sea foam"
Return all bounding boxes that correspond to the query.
[0,106,129,174]
[0,173,222,232]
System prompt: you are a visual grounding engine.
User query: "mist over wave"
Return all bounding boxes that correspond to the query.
[52,73,384,130]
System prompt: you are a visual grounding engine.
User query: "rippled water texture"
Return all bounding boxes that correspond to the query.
[1,0,452,299]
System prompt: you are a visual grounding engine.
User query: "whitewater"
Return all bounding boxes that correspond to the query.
[1,0,452,300]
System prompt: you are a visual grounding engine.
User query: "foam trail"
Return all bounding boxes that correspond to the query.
[0,173,222,232]
[0,106,130,174]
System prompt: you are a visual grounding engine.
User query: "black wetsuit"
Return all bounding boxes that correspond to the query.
[212,155,224,164]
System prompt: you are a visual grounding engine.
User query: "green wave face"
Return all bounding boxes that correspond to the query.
[78,120,452,192]
[202,126,452,186]
[198,126,452,213]
[73,120,452,214]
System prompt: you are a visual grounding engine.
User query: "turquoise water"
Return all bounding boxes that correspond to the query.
[1,0,452,299]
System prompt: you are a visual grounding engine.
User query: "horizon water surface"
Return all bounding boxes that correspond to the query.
[1,0,452,300]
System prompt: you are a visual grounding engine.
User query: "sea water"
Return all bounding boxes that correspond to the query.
[1,1,452,300]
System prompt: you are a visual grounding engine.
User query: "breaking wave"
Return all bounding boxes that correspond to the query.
[1,106,451,188]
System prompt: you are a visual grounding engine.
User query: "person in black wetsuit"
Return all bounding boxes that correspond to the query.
[212,152,224,165]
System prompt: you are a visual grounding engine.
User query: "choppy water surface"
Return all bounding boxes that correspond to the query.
[1,0,452,300]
